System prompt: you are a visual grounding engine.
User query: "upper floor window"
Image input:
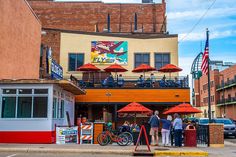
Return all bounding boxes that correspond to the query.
[155,53,170,70]
[134,53,150,68]
[68,53,84,71]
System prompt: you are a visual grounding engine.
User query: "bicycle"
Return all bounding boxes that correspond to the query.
[97,126,129,146]
[118,126,133,146]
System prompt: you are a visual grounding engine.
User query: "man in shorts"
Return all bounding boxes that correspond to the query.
[149,110,160,146]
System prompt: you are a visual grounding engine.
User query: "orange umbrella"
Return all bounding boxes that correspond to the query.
[77,63,100,72]
[163,103,202,115]
[158,64,182,79]
[118,102,152,113]
[77,63,101,82]
[104,63,128,83]
[104,63,128,73]
[117,102,152,122]
[132,64,156,79]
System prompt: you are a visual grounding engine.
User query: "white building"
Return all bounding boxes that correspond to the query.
[0,79,85,143]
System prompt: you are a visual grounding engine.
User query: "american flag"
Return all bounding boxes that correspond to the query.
[201,30,209,75]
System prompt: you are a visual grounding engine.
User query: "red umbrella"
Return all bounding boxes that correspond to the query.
[163,103,202,115]
[132,64,156,79]
[158,64,182,79]
[77,63,101,82]
[104,63,128,83]
[117,102,152,122]
[118,102,152,113]
[77,63,100,72]
[104,63,128,73]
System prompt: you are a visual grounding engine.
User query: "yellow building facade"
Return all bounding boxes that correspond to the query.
[58,31,189,125]
[60,32,178,79]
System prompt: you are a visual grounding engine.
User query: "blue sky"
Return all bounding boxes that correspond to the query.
[57,0,236,76]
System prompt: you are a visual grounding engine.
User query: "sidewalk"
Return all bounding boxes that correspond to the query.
[0,143,209,156]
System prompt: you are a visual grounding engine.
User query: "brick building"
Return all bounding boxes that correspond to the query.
[27,0,167,68]
[194,70,220,118]
[0,0,41,79]
[194,64,236,120]
[217,64,236,120]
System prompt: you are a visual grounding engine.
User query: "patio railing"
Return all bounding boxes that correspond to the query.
[77,75,189,89]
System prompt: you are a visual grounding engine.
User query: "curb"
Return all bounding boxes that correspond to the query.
[154,151,209,156]
[0,148,133,155]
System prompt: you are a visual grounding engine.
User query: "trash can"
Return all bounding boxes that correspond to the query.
[184,125,197,147]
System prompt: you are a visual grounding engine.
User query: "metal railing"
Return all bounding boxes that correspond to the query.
[196,125,209,147]
[217,97,236,105]
[217,78,236,89]
[77,75,189,89]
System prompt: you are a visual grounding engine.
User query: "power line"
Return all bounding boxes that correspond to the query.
[178,0,217,43]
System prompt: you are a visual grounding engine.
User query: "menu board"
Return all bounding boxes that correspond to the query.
[56,126,78,144]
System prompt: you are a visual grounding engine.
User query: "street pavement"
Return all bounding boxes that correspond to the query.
[0,152,130,157]
[0,140,235,157]
[225,136,236,144]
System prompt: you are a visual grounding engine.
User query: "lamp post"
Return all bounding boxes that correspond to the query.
[104,91,112,123]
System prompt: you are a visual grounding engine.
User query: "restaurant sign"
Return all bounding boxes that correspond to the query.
[51,60,63,80]
[46,47,63,80]
[56,126,78,144]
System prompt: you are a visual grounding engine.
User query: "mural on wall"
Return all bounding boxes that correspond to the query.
[91,41,128,64]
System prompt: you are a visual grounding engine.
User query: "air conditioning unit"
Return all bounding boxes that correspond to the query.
[142,0,153,3]
[103,28,111,32]
[134,29,143,33]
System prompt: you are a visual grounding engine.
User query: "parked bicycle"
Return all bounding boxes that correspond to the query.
[97,123,130,146]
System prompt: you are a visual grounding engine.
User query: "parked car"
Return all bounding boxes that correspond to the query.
[229,118,236,125]
[198,118,209,125]
[187,117,199,123]
[213,118,236,138]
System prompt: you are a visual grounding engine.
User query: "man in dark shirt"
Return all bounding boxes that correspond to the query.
[149,110,160,146]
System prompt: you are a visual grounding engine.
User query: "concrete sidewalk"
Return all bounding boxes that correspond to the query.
[0,143,210,156]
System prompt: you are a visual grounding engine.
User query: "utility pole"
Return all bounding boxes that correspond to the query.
[206,28,212,122]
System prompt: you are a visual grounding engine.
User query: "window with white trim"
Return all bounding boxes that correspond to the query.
[53,91,65,119]
[1,88,48,118]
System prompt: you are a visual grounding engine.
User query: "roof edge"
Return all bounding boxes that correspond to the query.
[43,28,178,39]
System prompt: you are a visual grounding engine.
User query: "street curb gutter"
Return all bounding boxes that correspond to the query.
[0,148,133,155]
[133,151,209,156]
[154,151,209,156]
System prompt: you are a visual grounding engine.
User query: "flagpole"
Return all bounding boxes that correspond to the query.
[207,28,212,122]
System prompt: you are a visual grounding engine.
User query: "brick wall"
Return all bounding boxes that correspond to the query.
[218,64,236,119]
[28,0,166,33]
[199,70,220,107]
[0,0,41,79]
[209,124,224,147]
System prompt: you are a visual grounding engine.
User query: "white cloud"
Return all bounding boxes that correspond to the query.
[179,30,236,42]
[168,7,236,20]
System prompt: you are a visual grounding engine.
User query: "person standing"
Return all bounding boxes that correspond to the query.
[148,110,160,146]
[150,73,156,87]
[173,113,183,147]
[160,115,172,146]
[117,74,124,87]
